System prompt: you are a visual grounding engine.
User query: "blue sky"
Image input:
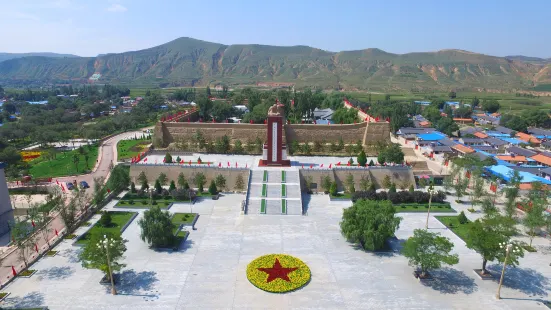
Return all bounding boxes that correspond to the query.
[0,0,549,58]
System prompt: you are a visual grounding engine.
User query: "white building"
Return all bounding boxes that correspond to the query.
[0,162,14,238]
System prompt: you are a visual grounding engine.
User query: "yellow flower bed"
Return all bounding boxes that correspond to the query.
[247,254,311,293]
[21,151,42,162]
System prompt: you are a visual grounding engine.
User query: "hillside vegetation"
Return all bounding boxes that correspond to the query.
[1,37,551,91]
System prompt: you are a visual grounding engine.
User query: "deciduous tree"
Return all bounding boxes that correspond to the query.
[340,200,402,251]
[138,206,175,248]
[402,229,459,277]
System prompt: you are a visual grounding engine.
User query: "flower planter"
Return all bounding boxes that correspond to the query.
[0,292,11,302]
[18,269,37,278]
[64,234,77,240]
[473,269,494,280]
[45,250,58,257]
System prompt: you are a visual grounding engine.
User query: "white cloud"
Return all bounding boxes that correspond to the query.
[106,4,127,13]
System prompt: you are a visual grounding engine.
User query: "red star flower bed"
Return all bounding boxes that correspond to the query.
[247,254,311,293]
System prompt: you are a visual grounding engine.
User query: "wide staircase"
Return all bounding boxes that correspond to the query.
[409,161,433,175]
[246,168,302,215]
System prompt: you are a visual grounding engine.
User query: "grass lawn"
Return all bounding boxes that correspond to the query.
[117,139,150,160]
[76,211,136,245]
[46,250,58,257]
[29,145,99,178]
[435,216,473,242]
[19,269,36,277]
[171,213,196,228]
[263,170,268,182]
[116,192,191,209]
[262,184,267,197]
[7,187,49,195]
[395,203,454,213]
[282,184,286,197]
[261,199,266,213]
[282,199,286,213]
[281,171,286,183]
[330,193,352,199]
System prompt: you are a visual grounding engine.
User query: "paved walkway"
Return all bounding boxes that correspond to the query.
[2,193,551,309]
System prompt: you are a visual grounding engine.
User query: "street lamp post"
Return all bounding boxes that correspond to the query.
[496,242,520,299]
[425,183,435,229]
[97,235,117,295]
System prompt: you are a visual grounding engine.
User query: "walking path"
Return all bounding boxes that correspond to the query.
[0,129,147,284]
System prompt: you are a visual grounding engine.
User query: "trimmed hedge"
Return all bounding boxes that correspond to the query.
[352,190,446,204]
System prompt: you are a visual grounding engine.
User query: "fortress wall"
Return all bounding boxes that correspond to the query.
[299,167,415,192]
[155,119,390,147]
[129,164,249,192]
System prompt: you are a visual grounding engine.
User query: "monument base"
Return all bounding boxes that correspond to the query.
[258,159,291,167]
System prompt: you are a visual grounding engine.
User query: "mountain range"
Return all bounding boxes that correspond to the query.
[1,37,550,91]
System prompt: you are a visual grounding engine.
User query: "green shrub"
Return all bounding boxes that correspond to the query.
[458,211,468,224]
[129,199,134,205]
[99,212,112,228]
[152,200,157,205]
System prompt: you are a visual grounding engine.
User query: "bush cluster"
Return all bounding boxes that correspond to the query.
[352,190,446,204]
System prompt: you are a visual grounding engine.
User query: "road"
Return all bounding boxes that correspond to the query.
[1,129,149,285]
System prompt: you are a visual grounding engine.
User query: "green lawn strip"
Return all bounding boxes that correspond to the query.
[282,199,286,214]
[263,170,268,182]
[330,193,352,199]
[76,211,136,245]
[117,139,150,160]
[116,199,172,209]
[282,184,286,197]
[262,184,267,197]
[171,213,196,231]
[395,203,454,213]
[7,188,49,195]
[19,269,36,277]
[435,216,473,242]
[29,145,99,178]
[281,171,286,183]
[261,199,266,213]
[196,191,212,197]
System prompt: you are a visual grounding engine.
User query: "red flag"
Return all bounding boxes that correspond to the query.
[227,161,230,167]
[107,188,111,193]
[12,266,16,276]
[55,229,59,236]
[163,158,166,163]
[198,158,202,164]
[310,165,313,169]
[189,160,192,165]
[337,162,341,166]
[465,171,471,179]
[320,164,324,168]
[313,119,316,124]
[354,121,356,124]
[245,163,248,168]
[329,164,332,168]
[35,244,38,253]
[347,162,350,166]
[357,163,360,167]
[56,180,59,185]
[250,120,253,124]
[365,117,368,122]
[31,220,35,227]
[302,165,304,169]
[264,119,267,124]
[208,162,211,166]
[235,162,238,167]
[218,162,222,167]
[375,117,380,122]
[61,184,66,192]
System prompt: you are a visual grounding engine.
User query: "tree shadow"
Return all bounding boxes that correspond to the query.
[179,239,196,251]
[58,247,82,263]
[36,266,74,281]
[421,267,478,294]
[302,194,312,214]
[110,270,158,295]
[4,291,44,308]
[487,264,551,297]
[348,237,405,257]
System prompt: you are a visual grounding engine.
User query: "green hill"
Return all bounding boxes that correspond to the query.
[0,52,79,63]
[0,37,550,91]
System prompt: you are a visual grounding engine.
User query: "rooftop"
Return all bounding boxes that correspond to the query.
[532,153,551,166]
[485,165,551,185]
[506,146,537,157]
[417,132,447,141]
[452,144,475,154]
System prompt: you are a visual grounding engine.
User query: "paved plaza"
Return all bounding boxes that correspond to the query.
[2,193,551,309]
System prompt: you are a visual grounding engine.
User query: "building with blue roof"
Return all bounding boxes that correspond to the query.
[417,132,447,141]
[485,165,551,185]
[499,138,528,145]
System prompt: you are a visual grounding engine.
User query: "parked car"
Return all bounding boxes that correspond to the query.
[66,182,74,190]
[80,181,89,189]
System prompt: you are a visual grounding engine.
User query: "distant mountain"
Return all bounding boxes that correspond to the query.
[506,55,550,65]
[0,52,79,63]
[0,37,550,91]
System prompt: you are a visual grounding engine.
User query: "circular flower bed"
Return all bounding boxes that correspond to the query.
[247,254,311,293]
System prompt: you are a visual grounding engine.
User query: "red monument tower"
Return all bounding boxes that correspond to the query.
[259,102,291,166]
